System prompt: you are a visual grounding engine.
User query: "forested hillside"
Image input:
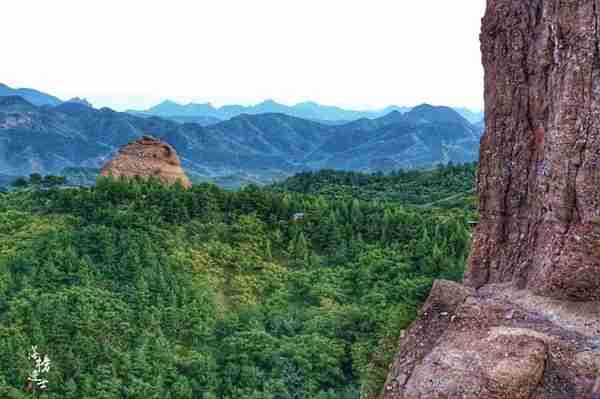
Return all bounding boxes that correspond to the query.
[0,171,474,398]
[273,162,478,209]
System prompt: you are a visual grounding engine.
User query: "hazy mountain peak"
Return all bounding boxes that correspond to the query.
[158,99,179,106]
[188,102,217,111]
[385,110,403,117]
[452,106,484,124]
[66,97,93,107]
[362,106,473,131]
[129,98,482,125]
[296,101,319,107]
[410,103,438,112]
[149,100,192,115]
[0,97,481,181]
[375,110,406,126]
[382,105,410,113]
[406,103,469,124]
[0,83,62,106]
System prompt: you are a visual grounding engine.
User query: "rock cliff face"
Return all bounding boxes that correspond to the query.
[381,1,600,398]
[468,0,600,301]
[100,136,191,188]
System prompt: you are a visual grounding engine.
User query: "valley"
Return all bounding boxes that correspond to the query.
[0,85,483,189]
[4,1,600,398]
[0,164,475,398]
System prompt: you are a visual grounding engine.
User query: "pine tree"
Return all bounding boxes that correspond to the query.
[381,209,392,244]
[293,232,309,261]
[265,240,273,261]
[350,199,363,225]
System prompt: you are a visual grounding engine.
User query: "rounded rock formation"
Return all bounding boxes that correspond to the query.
[100,136,191,188]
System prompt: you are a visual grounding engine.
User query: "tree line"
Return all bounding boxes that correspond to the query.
[0,168,475,398]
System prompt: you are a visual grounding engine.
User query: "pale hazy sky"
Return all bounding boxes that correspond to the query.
[3,1,486,111]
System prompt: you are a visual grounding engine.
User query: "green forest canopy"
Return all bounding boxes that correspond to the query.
[0,163,476,399]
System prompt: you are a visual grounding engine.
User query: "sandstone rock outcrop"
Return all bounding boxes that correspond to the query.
[100,136,191,188]
[381,1,600,397]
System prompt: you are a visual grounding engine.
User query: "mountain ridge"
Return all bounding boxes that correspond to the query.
[0,82,483,124]
[0,96,482,186]
[0,83,62,106]
[128,98,483,124]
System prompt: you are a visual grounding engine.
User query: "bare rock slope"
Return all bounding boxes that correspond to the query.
[381,1,600,397]
[100,136,191,188]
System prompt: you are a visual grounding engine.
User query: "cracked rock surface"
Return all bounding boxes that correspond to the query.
[381,281,599,398]
[381,1,600,397]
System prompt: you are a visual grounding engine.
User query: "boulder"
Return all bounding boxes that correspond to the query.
[382,283,599,398]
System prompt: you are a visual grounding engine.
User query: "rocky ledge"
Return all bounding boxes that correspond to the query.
[381,281,600,398]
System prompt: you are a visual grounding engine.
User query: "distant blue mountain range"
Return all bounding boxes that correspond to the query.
[0,82,484,125]
[0,83,62,106]
[129,100,483,125]
[0,94,482,186]
[0,83,485,187]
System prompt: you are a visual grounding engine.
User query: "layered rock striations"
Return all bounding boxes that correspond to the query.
[381,1,600,397]
[100,136,191,188]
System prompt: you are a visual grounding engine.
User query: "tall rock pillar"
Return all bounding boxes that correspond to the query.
[467,0,600,301]
[381,1,600,398]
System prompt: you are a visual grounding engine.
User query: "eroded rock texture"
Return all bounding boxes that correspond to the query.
[381,1,600,398]
[100,136,191,188]
[381,281,600,399]
[469,0,600,301]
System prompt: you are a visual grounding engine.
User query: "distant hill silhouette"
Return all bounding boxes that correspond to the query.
[129,99,485,124]
[0,83,62,106]
[0,96,482,186]
[453,107,484,124]
[129,99,415,123]
[65,97,93,107]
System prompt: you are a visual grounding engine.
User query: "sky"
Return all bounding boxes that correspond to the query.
[2,1,486,111]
